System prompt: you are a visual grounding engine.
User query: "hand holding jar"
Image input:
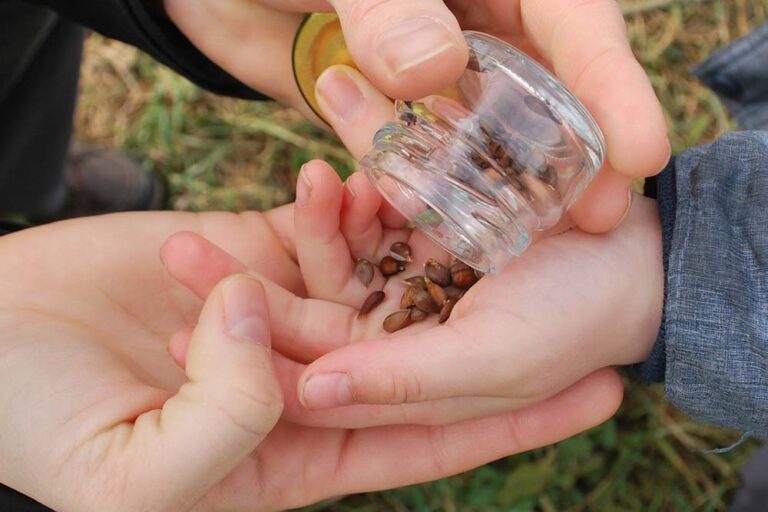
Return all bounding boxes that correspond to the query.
[163,0,670,235]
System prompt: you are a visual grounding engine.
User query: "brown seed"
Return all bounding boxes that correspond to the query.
[355,259,375,287]
[409,307,428,322]
[524,94,561,124]
[414,289,440,314]
[380,256,406,277]
[383,310,414,333]
[451,261,470,272]
[539,165,557,187]
[401,276,427,289]
[426,279,447,307]
[444,286,465,300]
[390,242,413,262]
[451,265,479,289]
[467,48,482,72]
[400,286,420,309]
[424,259,451,287]
[358,291,385,317]
[439,299,457,324]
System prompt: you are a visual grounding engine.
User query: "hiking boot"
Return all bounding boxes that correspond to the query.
[35,143,166,222]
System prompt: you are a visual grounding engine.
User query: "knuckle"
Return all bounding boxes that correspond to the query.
[337,0,402,29]
[220,383,284,436]
[363,369,426,404]
[501,410,529,452]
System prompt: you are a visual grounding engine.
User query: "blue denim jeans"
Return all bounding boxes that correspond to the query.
[640,23,768,438]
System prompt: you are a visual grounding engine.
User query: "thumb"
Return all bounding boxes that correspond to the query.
[329,0,468,99]
[131,274,283,511]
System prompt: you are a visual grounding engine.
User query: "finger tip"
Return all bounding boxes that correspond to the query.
[374,44,469,100]
[592,367,624,417]
[571,168,634,233]
[298,160,344,212]
[161,230,198,255]
[608,131,672,178]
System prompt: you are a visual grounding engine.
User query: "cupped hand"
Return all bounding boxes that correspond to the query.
[162,160,661,430]
[289,160,664,423]
[0,210,622,511]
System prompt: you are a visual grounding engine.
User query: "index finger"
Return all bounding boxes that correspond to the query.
[520,0,670,178]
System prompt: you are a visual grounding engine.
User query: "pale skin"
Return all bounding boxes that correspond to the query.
[164,159,664,428]
[164,0,671,232]
[0,1,671,508]
[0,207,625,512]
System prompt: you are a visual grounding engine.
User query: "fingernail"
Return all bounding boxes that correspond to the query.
[614,188,634,229]
[316,67,364,121]
[301,373,354,409]
[376,18,460,76]
[345,177,358,199]
[222,276,269,346]
[296,164,313,208]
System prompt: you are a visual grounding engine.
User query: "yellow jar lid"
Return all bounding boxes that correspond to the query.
[292,13,356,122]
[292,13,465,122]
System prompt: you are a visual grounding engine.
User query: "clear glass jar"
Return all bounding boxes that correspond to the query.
[294,19,605,273]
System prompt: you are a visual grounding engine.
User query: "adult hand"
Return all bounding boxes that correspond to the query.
[164,1,668,230]
[0,211,622,511]
[162,0,469,121]
[310,1,670,232]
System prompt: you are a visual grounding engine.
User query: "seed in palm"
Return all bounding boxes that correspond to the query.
[401,286,420,309]
[409,307,428,322]
[358,291,385,317]
[390,242,413,262]
[414,289,440,314]
[426,279,447,307]
[444,285,465,300]
[424,259,451,287]
[402,276,426,289]
[380,256,406,277]
[383,310,414,333]
[354,258,375,287]
[439,299,457,324]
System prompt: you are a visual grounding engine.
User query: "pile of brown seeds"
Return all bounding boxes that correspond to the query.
[355,243,482,333]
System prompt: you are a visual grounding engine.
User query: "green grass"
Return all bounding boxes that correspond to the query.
[74,1,768,509]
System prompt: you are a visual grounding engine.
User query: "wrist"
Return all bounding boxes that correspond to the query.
[618,196,665,366]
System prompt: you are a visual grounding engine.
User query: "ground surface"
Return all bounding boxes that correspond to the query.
[75,1,767,510]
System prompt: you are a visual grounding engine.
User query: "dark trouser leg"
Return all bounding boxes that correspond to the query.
[731,445,768,512]
[0,0,83,216]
